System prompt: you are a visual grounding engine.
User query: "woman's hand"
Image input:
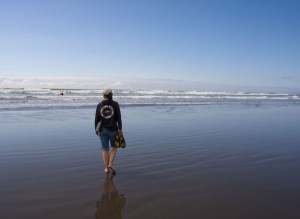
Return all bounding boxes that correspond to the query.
[118,129,123,136]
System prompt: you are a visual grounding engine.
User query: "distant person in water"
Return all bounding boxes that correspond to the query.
[59,91,64,96]
[95,88,123,174]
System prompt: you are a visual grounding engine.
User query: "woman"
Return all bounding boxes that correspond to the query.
[95,88,123,174]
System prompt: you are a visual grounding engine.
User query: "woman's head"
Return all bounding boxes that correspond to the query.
[102,88,113,100]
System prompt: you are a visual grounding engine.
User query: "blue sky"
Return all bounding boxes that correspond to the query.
[0,0,299,91]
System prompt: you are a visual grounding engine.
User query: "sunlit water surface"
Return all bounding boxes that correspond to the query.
[1,105,300,219]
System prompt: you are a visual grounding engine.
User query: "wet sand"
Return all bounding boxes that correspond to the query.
[1,105,300,219]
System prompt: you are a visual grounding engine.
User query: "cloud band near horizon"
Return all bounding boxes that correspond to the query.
[0,76,299,93]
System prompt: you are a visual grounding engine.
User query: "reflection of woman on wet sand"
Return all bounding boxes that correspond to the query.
[95,174,126,219]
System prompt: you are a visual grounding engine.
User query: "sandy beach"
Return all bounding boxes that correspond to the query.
[1,105,300,219]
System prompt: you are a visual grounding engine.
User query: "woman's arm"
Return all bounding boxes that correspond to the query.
[95,105,100,129]
[115,102,122,131]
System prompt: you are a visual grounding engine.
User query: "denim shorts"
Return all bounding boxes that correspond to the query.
[99,127,118,151]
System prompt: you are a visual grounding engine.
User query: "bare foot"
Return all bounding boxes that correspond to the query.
[108,166,116,174]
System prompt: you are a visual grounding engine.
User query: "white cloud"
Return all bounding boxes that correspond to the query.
[0,76,188,90]
[0,76,299,93]
[0,76,113,89]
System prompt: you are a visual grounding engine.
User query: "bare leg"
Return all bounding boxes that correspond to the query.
[102,150,109,173]
[108,148,117,171]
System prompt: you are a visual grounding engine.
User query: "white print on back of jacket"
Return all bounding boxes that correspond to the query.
[100,105,114,119]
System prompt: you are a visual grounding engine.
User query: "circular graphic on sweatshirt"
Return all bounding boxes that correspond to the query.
[100,105,114,119]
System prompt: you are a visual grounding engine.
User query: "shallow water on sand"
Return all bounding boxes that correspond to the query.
[1,105,300,219]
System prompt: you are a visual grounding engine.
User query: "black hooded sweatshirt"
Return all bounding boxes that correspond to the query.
[95,99,122,132]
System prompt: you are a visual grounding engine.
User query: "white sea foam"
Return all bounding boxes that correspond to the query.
[0,88,299,110]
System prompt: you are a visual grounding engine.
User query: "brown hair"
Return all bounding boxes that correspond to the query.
[103,93,113,100]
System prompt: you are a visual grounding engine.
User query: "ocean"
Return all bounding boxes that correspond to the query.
[1,88,300,219]
[1,88,300,110]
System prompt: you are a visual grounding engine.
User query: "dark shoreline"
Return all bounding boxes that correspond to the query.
[1,105,300,219]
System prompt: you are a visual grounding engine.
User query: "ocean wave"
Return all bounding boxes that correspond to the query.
[1,87,297,96]
[1,88,300,111]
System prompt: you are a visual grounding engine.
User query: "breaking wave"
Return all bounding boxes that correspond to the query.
[0,88,299,110]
